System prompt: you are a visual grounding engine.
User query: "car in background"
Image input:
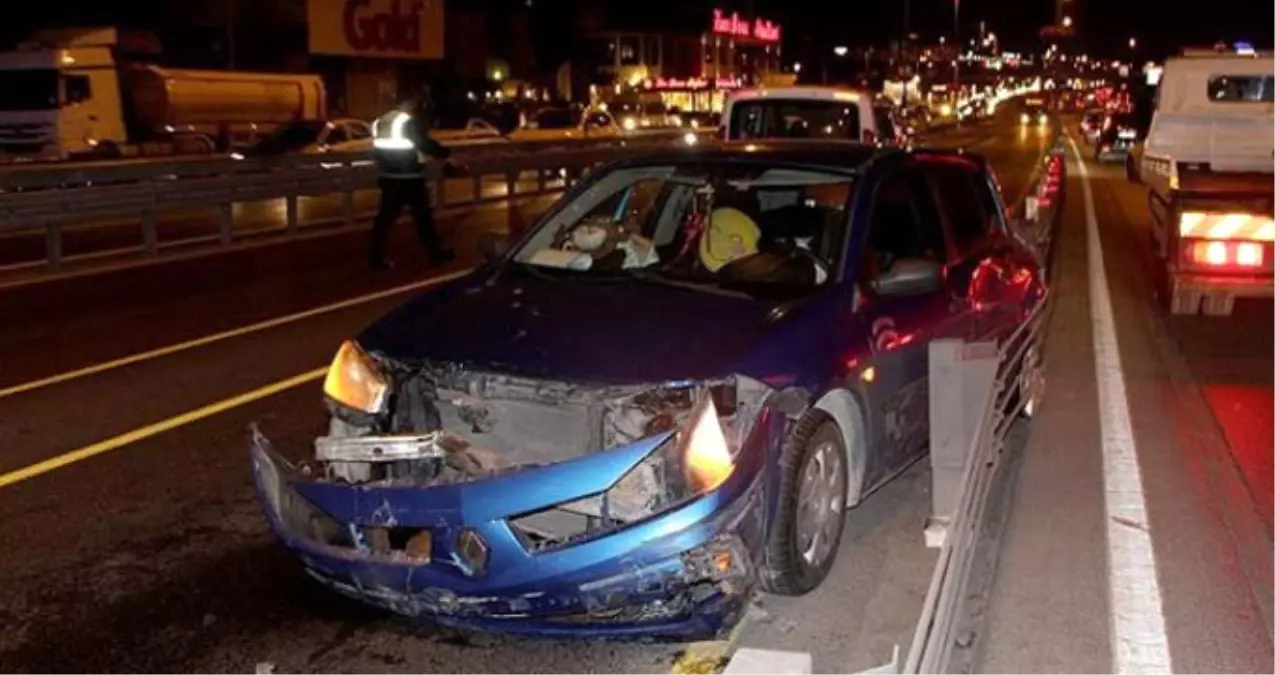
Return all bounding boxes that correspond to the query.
[1094,111,1140,162]
[611,100,677,131]
[234,117,373,159]
[1019,98,1049,126]
[251,142,1046,639]
[1080,108,1105,143]
[508,106,621,142]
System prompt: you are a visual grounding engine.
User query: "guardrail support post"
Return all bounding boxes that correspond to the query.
[45,222,62,272]
[925,339,999,548]
[142,211,158,254]
[505,171,518,201]
[219,204,233,245]
[285,195,298,233]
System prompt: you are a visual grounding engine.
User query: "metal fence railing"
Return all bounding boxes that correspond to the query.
[0,131,716,272]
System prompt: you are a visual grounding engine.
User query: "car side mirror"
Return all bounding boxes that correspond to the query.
[872,258,943,296]
[478,232,511,263]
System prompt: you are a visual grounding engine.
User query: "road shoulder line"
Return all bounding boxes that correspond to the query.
[1071,135,1173,673]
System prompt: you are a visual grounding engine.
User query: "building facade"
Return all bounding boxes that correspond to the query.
[579,7,785,112]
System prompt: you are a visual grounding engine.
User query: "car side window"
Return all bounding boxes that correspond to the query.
[923,161,991,255]
[860,166,946,282]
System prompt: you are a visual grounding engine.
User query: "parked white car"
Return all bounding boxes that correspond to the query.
[507,107,620,142]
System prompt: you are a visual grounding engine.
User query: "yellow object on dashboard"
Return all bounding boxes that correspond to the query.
[699,207,760,272]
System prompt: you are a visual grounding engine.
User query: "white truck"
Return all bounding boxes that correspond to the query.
[0,28,326,161]
[1132,47,1274,316]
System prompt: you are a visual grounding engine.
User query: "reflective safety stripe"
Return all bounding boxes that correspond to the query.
[373,112,415,150]
[1178,211,1275,241]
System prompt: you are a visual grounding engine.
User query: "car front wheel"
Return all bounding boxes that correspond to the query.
[761,411,849,596]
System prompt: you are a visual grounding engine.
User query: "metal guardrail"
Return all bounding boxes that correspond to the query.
[0,127,710,191]
[901,138,1066,674]
[0,129,716,272]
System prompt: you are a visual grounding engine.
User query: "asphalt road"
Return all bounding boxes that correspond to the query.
[968,127,1274,672]
[0,115,1048,673]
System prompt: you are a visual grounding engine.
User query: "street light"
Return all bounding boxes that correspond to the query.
[833,45,849,57]
[1128,37,1137,49]
[793,61,802,73]
[1062,15,1072,28]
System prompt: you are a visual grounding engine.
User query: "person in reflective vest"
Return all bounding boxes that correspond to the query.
[368,95,455,270]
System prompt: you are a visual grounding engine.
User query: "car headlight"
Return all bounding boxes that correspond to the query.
[683,131,698,146]
[1038,113,1048,125]
[622,116,638,131]
[603,393,735,522]
[323,340,389,414]
[670,115,683,127]
[1020,113,1030,124]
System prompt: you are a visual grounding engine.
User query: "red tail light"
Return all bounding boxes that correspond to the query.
[1183,239,1269,271]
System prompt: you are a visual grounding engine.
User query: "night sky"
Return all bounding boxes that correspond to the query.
[4,0,1272,61]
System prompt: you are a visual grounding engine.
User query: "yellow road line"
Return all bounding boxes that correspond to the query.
[0,368,325,489]
[0,269,471,400]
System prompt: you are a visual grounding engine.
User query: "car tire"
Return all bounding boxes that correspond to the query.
[761,410,849,596]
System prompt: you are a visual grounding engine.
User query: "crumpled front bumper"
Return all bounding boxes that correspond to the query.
[250,425,772,639]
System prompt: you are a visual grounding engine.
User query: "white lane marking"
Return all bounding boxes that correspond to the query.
[0,268,472,400]
[1069,135,1173,673]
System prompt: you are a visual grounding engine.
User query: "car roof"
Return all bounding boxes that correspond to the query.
[728,86,871,105]
[612,140,885,173]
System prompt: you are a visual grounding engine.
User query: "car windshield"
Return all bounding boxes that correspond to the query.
[0,70,59,111]
[510,162,855,296]
[729,99,862,140]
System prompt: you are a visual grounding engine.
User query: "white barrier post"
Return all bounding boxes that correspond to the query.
[924,339,999,549]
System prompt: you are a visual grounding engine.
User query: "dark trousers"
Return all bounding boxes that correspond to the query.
[369,177,445,264]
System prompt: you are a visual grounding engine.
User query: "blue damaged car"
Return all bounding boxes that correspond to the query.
[251,142,1045,639]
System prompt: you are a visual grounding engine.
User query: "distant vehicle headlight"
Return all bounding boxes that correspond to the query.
[230,151,246,160]
[670,114,683,127]
[1020,113,1030,124]
[939,103,953,117]
[683,131,698,146]
[1038,113,1048,125]
[622,116,638,131]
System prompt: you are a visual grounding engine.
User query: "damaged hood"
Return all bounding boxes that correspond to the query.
[356,271,798,384]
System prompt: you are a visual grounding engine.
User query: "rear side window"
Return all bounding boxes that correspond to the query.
[923,161,992,254]
[729,100,861,141]
[860,167,947,281]
[1208,75,1274,102]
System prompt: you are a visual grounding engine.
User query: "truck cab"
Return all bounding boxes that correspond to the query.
[723,86,896,145]
[1136,46,1274,315]
[0,45,126,160]
[0,27,326,161]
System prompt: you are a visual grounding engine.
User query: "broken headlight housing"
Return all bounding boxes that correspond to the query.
[601,392,738,523]
[323,340,389,415]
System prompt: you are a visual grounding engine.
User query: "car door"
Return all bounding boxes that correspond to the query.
[852,162,967,481]
[921,157,1035,342]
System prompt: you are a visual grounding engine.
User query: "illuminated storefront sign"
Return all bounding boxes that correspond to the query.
[308,0,444,59]
[644,76,742,90]
[711,9,781,43]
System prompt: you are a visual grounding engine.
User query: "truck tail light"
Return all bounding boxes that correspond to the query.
[1183,239,1268,270]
